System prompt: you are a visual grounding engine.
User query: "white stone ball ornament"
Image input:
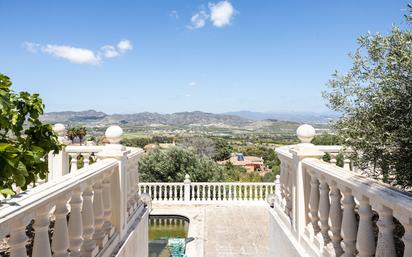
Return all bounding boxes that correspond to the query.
[52,123,66,136]
[105,125,123,144]
[296,124,316,143]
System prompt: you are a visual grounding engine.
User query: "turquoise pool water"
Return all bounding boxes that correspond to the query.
[149,215,189,257]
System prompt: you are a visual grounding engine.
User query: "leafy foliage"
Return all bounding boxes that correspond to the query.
[211,138,232,161]
[138,147,224,182]
[311,133,341,145]
[323,11,412,187]
[0,74,60,196]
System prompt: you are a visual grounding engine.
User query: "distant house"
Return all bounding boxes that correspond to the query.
[219,153,265,173]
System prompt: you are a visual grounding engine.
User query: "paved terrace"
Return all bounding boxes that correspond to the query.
[151,204,270,257]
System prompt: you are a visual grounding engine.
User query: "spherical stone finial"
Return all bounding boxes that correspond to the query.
[105,125,123,144]
[52,123,66,136]
[296,124,316,143]
[184,174,191,183]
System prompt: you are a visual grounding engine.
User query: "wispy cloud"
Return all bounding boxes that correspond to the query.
[187,1,236,30]
[170,10,179,19]
[209,1,235,27]
[188,10,209,30]
[188,81,197,86]
[117,39,133,53]
[100,45,119,58]
[23,39,133,65]
[43,44,101,65]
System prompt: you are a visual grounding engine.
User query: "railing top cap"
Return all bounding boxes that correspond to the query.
[296,124,315,143]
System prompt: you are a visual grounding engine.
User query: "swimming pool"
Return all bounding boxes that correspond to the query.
[149,215,190,257]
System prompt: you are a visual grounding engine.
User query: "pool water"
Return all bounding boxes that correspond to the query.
[149,215,189,257]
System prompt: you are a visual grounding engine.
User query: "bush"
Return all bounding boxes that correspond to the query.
[138,147,224,182]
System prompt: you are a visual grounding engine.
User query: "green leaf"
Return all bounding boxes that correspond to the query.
[0,188,15,196]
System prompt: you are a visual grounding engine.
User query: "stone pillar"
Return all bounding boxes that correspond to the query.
[48,123,70,181]
[96,125,130,238]
[289,124,324,238]
[184,174,191,202]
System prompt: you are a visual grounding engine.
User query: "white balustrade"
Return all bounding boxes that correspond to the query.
[1,125,148,257]
[274,124,412,257]
[139,177,276,203]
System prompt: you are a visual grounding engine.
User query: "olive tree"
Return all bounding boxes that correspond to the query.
[323,10,412,188]
[0,74,60,196]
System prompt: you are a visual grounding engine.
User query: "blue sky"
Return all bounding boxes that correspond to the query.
[0,0,408,114]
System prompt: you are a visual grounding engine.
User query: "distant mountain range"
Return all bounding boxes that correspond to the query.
[41,110,252,126]
[41,110,336,127]
[224,111,338,124]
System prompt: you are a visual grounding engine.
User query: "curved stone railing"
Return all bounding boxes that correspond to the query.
[0,159,118,257]
[273,124,412,257]
[0,125,148,257]
[139,176,275,203]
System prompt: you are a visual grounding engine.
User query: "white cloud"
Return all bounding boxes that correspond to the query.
[117,39,133,53]
[188,81,197,86]
[42,44,101,65]
[100,45,119,58]
[24,39,133,65]
[188,10,209,30]
[23,42,41,53]
[209,1,235,27]
[170,10,179,19]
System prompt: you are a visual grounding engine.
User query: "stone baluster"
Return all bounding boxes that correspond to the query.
[328,182,343,256]
[154,185,158,201]
[248,184,252,201]
[341,188,357,257]
[356,195,375,257]
[319,177,331,245]
[70,153,78,173]
[9,218,29,257]
[308,173,320,235]
[168,185,172,201]
[102,170,114,237]
[375,205,396,257]
[33,205,52,257]
[80,184,97,257]
[83,153,91,167]
[93,178,107,248]
[191,184,195,200]
[343,159,351,171]
[229,185,233,201]
[402,217,412,257]
[253,185,257,201]
[286,169,293,217]
[208,185,212,201]
[202,185,206,201]
[174,185,178,201]
[52,194,70,257]
[281,166,289,211]
[260,184,264,200]
[68,188,83,257]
